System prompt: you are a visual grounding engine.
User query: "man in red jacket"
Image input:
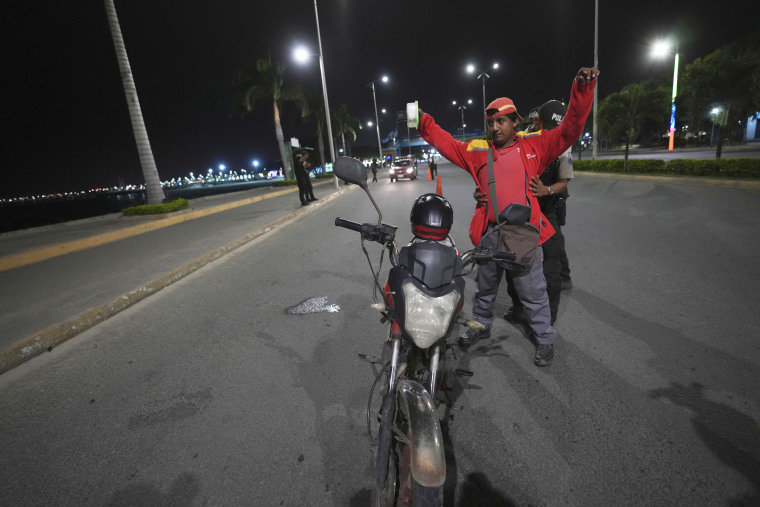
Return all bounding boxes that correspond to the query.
[416,67,599,367]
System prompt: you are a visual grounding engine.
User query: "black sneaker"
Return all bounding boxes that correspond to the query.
[458,327,491,347]
[561,280,573,291]
[534,344,554,367]
[504,305,526,322]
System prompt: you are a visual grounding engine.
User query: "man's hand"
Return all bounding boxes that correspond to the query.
[473,187,487,205]
[576,67,600,84]
[529,176,548,197]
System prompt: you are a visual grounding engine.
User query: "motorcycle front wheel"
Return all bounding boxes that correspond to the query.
[374,427,443,507]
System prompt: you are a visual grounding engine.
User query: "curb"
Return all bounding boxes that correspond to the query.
[0,183,355,375]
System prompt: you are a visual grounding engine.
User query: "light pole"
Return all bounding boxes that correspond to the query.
[653,40,680,151]
[312,0,338,187]
[368,75,388,164]
[452,99,472,141]
[467,62,499,132]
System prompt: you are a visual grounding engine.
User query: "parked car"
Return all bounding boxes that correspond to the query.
[389,157,418,182]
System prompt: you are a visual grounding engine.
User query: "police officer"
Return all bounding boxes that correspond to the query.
[526,100,572,324]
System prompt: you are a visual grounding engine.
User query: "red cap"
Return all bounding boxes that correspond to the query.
[486,97,522,121]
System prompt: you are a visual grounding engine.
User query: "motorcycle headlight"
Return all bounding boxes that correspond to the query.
[401,281,460,349]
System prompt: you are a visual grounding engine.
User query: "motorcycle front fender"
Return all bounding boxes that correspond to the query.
[396,380,446,487]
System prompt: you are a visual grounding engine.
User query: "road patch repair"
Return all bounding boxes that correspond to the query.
[0,183,355,375]
[285,296,341,314]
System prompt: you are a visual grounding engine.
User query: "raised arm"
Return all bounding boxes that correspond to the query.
[538,67,599,167]
[417,109,473,173]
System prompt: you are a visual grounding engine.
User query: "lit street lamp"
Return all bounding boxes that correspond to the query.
[368,75,389,164]
[467,62,499,132]
[452,99,472,141]
[652,40,680,151]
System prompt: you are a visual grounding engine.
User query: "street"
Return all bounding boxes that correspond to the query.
[1,163,759,506]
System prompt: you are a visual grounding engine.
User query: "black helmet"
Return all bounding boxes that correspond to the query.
[410,193,453,240]
[538,100,567,129]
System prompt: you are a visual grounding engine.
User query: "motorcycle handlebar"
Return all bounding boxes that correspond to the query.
[334,217,363,233]
[335,217,397,244]
[493,251,517,261]
[462,248,517,266]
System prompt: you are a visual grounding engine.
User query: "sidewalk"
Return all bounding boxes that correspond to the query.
[0,178,352,374]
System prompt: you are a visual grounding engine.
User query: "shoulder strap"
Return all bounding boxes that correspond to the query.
[487,147,500,223]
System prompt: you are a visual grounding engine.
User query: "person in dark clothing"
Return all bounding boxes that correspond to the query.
[371,160,378,182]
[294,153,317,205]
[428,157,438,178]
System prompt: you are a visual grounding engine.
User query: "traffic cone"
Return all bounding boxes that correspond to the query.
[436,175,442,195]
[428,167,433,180]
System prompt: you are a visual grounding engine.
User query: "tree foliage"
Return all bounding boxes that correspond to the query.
[231,58,308,179]
[680,31,760,157]
[598,81,669,164]
[302,89,328,167]
[331,103,362,157]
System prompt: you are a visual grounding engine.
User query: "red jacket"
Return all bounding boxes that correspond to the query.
[417,77,596,245]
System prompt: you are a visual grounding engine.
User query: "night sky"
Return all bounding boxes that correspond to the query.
[2,0,757,198]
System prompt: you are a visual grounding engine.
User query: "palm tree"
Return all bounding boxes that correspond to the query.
[231,58,307,180]
[598,82,668,167]
[104,0,165,205]
[331,103,362,157]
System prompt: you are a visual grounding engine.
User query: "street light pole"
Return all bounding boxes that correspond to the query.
[368,76,387,165]
[478,74,488,133]
[453,101,467,141]
[312,0,338,188]
[459,105,466,141]
[467,63,498,133]
[370,82,382,163]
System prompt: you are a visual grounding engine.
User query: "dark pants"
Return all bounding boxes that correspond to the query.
[541,210,564,323]
[560,243,571,282]
[297,176,315,204]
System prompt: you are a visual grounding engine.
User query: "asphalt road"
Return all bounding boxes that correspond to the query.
[1,164,759,506]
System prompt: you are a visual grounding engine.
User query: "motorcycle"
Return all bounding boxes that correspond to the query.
[332,156,529,506]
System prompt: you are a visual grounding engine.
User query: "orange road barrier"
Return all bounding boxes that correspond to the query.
[436,175,442,195]
[428,167,433,180]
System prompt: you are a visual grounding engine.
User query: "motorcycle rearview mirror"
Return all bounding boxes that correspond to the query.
[334,156,368,189]
[498,203,531,225]
[334,156,384,228]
